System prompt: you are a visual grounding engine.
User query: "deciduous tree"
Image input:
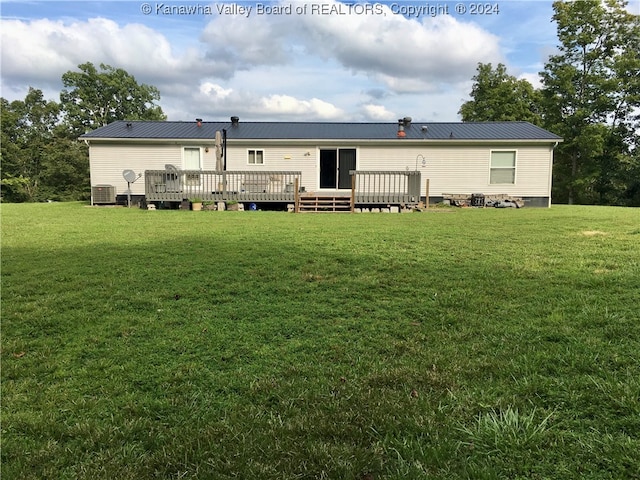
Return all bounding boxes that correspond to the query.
[1,88,61,201]
[2,64,167,202]
[540,0,640,205]
[459,63,543,125]
[60,62,166,137]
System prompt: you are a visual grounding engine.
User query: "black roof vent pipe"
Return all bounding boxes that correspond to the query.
[230,116,239,126]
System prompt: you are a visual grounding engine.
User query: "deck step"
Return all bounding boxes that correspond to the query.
[297,195,352,213]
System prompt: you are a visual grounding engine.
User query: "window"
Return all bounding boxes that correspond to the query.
[248,149,264,165]
[490,151,516,184]
[183,147,201,185]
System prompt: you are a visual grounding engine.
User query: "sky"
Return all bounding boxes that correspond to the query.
[2,0,638,122]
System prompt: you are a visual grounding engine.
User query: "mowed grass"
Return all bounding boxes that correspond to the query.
[2,203,639,479]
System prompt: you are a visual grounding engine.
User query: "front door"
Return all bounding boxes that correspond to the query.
[319,148,356,190]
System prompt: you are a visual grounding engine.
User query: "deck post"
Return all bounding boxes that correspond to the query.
[294,178,300,213]
[350,173,356,212]
[425,178,430,209]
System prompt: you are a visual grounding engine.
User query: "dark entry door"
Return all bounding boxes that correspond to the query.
[320,148,356,189]
[338,149,356,189]
[319,150,337,189]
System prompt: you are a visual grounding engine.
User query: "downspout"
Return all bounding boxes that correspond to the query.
[549,141,558,208]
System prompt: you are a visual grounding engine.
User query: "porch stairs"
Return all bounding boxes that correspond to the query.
[297,195,352,213]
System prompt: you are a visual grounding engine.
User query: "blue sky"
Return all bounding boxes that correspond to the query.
[3,0,633,122]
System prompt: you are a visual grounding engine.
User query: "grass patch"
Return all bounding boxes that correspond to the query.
[2,203,640,479]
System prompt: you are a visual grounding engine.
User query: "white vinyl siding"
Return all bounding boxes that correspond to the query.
[248,149,264,165]
[490,151,516,184]
[89,140,553,201]
[356,145,551,198]
[225,144,316,192]
[89,143,182,195]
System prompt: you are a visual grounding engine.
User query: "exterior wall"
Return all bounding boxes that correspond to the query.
[89,141,217,196]
[90,139,554,202]
[225,143,317,192]
[358,144,553,198]
[225,141,554,198]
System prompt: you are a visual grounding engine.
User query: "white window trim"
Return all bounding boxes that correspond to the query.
[182,146,202,187]
[182,146,202,170]
[489,149,517,185]
[247,149,265,166]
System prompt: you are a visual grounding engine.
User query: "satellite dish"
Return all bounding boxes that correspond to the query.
[122,169,141,208]
[123,169,138,183]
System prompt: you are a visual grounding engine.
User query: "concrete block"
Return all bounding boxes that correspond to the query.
[371,208,380,213]
[237,203,245,211]
[354,208,362,213]
[217,202,226,211]
[381,208,390,213]
[390,206,399,213]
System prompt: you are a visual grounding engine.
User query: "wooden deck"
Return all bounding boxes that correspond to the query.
[145,169,422,211]
[145,170,301,203]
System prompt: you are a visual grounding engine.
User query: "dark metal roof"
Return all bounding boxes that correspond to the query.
[81,120,562,141]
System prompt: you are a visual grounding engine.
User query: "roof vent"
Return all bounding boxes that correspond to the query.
[126,122,132,128]
[397,119,406,138]
[403,116,412,126]
[231,116,239,126]
[196,118,203,127]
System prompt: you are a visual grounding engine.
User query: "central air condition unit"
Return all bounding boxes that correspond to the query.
[92,185,116,204]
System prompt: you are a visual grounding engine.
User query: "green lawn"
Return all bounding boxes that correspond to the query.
[2,203,639,479]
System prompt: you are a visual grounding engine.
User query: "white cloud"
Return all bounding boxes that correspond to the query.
[519,72,543,90]
[361,104,395,121]
[259,94,344,119]
[195,0,503,94]
[200,10,292,69]
[199,82,233,99]
[293,0,503,89]
[3,18,182,78]
[0,2,510,121]
[193,82,345,120]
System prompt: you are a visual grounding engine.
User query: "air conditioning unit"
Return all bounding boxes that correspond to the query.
[92,185,116,204]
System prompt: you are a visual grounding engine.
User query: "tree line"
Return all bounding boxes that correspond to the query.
[1,63,165,202]
[460,0,640,206]
[2,0,639,205]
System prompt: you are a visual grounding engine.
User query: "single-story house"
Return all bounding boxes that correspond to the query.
[81,117,562,209]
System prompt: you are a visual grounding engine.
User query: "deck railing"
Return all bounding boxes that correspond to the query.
[350,170,421,204]
[145,169,421,207]
[145,170,302,202]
